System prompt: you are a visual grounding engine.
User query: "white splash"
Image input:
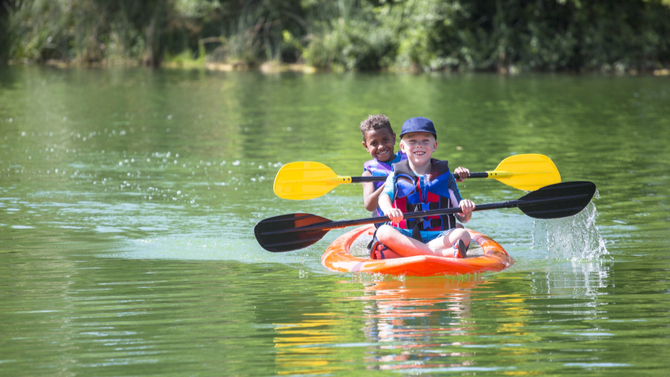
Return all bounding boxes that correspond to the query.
[530,190,609,261]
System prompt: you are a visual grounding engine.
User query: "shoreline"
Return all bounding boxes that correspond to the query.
[4,59,669,76]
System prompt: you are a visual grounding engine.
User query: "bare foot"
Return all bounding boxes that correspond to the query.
[434,240,468,258]
[372,247,403,260]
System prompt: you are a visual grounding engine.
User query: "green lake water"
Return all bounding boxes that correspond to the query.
[1,66,669,376]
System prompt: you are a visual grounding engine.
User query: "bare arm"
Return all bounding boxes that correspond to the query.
[361,171,386,212]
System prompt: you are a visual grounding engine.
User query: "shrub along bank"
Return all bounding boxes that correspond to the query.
[2,0,670,73]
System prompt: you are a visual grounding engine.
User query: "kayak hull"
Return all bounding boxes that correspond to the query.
[321,225,513,276]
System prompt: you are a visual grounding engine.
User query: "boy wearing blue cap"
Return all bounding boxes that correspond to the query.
[370,117,474,259]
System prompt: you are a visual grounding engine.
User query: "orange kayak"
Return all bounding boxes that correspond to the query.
[321,225,513,276]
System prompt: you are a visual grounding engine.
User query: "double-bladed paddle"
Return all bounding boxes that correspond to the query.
[274,154,560,200]
[255,181,596,252]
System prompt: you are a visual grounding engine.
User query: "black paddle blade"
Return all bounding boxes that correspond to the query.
[254,213,331,252]
[518,181,596,219]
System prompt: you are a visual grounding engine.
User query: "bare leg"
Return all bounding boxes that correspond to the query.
[427,229,471,257]
[376,225,471,258]
[376,225,446,258]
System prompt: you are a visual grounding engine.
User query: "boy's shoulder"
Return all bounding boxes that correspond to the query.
[431,158,449,170]
[429,159,451,180]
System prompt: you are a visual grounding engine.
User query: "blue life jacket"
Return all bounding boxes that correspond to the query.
[391,159,461,240]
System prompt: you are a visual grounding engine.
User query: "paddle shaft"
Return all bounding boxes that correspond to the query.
[259,194,587,236]
[256,181,595,252]
[353,172,488,183]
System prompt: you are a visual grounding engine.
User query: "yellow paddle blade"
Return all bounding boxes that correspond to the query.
[274,161,352,200]
[490,154,561,191]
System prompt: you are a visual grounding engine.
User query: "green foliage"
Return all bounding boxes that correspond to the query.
[302,1,397,70]
[303,19,396,70]
[6,0,73,62]
[392,0,462,71]
[3,0,670,71]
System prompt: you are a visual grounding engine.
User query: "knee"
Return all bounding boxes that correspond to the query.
[452,229,471,244]
[376,225,395,243]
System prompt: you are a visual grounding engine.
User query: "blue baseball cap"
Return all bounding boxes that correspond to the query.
[400,117,437,138]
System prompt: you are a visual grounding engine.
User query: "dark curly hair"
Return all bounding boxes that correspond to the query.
[359,114,393,141]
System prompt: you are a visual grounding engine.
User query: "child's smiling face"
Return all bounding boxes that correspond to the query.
[400,132,437,165]
[362,128,396,162]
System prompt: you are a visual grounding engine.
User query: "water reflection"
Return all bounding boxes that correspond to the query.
[273,315,344,375]
[3,66,670,376]
[358,278,481,370]
[270,265,623,375]
[271,277,492,373]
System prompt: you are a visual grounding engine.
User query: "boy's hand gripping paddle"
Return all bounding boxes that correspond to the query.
[273,154,560,200]
[256,181,596,252]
